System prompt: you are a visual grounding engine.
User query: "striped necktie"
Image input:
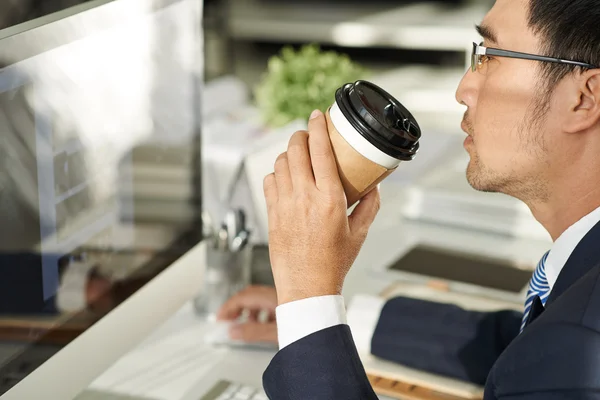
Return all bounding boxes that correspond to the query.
[521,251,551,332]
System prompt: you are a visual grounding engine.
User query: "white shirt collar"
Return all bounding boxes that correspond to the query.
[545,205,600,290]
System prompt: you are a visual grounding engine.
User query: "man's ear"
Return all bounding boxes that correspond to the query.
[564,69,600,133]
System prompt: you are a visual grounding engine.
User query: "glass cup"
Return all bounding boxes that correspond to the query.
[193,243,252,321]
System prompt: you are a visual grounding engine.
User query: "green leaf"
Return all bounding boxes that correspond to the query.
[255,44,369,128]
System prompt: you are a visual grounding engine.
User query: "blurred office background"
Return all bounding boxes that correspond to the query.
[205,0,479,131]
[205,0,482,130]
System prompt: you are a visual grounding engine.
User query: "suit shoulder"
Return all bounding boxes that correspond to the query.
[490,321,600,398]
[539,265,600,332]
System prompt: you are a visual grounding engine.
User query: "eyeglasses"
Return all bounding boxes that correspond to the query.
[471,42,598,73]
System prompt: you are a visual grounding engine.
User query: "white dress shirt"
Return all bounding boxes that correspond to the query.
[276,205,600,350]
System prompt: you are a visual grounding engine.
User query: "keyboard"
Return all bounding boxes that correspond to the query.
[200,380,268,400]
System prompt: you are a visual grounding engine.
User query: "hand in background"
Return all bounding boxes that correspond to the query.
[217,285,278,344]
[263,110,381,305]
[85,275,114,314]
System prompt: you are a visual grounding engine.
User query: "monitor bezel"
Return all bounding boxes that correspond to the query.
[0,0,182,62]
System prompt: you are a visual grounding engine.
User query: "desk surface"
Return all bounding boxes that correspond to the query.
[88,185,550,399]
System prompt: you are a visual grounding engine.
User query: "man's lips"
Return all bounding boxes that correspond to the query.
[461,120,470,136]
[461,119,474,147]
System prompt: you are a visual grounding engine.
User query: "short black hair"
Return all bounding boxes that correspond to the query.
[528,0,600,88]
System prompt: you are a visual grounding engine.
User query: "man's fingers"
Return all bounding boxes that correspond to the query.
[229,322,278,344]
[274,152,292,194]
[263,173,278,211]
[348,186,381,235]
[216,297,243,321]
[307,110,343,192]
[216,285,277,321]
[287,130,315,189]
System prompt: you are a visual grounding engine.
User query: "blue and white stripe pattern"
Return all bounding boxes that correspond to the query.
[521,251,551,332]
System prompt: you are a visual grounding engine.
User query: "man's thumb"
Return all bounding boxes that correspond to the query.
[348,186,381,234]
[229,322,278,344]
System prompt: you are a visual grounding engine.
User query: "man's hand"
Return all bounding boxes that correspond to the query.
[263,109,381,305]
[217,285,278,343]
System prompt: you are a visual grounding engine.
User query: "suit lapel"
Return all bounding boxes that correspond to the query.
[547,219,600,306]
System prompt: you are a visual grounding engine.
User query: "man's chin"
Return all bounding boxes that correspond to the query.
[466,162,494,193]
[465,169,481,191]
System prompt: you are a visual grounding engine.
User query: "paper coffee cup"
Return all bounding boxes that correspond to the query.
[325,81,421,207]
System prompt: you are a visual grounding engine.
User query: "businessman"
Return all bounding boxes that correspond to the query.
[255,0,600,398]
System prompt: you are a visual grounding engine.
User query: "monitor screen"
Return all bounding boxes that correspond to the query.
[0,0,202,394]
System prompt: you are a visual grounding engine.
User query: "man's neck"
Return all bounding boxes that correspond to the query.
[528,185,600,242]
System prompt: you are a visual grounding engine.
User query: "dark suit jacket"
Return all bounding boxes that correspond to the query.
[263,220,600,399]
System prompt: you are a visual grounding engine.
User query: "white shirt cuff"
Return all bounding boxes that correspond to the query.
[347,294,385,354]
[276,295,347,350]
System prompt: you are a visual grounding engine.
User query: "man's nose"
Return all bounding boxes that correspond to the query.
[456,69,478,109]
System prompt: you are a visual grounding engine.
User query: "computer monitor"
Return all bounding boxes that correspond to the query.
[0,0,204,398]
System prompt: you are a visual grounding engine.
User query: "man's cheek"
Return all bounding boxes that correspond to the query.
[472,124,498,162]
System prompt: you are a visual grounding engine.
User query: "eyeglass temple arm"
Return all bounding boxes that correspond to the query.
[483,47,596,69]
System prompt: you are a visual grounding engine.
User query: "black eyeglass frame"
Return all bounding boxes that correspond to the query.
[471,42,598,72]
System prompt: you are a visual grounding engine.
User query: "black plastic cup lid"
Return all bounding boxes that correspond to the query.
[335,80,421,161]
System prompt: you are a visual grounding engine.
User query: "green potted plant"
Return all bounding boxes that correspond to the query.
[255,44,368,128]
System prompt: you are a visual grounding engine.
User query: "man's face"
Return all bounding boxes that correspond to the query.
[456,0,554,201]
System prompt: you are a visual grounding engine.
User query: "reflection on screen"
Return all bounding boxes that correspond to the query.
[0,0,201,393]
